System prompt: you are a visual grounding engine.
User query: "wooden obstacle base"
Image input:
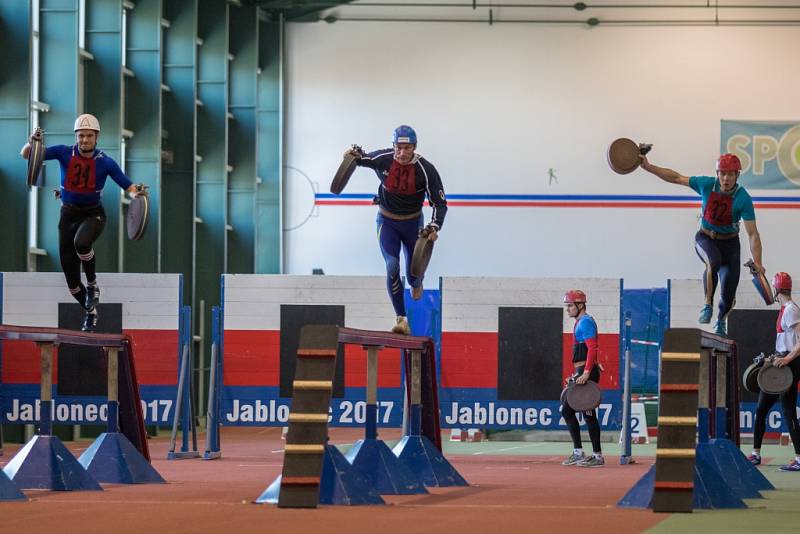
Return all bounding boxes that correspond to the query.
[0,324,149,460]
[337,327,442,452]
[269,325,450,507]
[650,329,745,512]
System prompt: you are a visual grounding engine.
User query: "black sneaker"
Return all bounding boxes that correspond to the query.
[85,284,100,310]
[82,309,98,332]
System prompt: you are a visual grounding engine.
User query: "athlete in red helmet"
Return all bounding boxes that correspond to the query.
[561,290,604,467]
[746,272,800,471]
[639,153,765,337]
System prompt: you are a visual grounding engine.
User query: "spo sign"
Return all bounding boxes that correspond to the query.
[722,120,800,188]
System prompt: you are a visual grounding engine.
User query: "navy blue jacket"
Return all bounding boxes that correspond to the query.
[356,148,448,229]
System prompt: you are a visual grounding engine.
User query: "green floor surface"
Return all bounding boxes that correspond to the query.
[334,436,800,531]
[641,444,800,533]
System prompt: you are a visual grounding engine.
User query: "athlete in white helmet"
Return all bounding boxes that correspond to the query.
[21,114,144,331]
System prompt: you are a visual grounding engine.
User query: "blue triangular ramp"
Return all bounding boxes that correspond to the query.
[392,435,468,487]
[618,452,747,510]
[78,432,165,484]
[694,448,747,509]
[255,445,384,506]
[3,436,102,491]
[697,442,761,500]
[709,439,774,492]
[319,444,384,505]
[617,464,655,508]
[255,475,281,504]
[345,439,428,495]
[0,470,26,501]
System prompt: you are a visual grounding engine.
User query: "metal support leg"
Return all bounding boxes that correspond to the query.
[620,313,635,464]
[169,343,187,453]
[204,338,220,459]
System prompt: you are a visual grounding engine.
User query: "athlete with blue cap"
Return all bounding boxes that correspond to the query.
[345,125,448,335]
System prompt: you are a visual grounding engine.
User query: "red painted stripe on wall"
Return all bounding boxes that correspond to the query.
[440,332,499,388]
[223,330,403,388]
[562,333,620,390]
[1,340,52,384]
[446,202,700,208]
[124,329,179,385]
[222,330,620,391]
[317,199,800,209]
[344,345,402,388]
[1,331,179,386]
[223,330,281,386]
[316,200,709,209]
[440,332,620,390]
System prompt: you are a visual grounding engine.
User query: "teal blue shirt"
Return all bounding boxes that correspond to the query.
[689,176,755,234]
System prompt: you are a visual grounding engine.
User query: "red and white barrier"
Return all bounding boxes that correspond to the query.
[440,277,622,390]
[222,275,403,391]
[1,272,182,425]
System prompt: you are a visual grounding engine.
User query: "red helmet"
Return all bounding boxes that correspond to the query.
[716,153,742,172]
[563,290,587,304]
[773,272,792,291]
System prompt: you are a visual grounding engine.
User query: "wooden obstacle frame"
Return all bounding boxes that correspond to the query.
[619,328,773,513]
[256,325,465,508]
[0,272,192,458]
[0,324,166,489]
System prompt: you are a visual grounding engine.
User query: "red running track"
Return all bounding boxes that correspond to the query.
[0,427,666,534]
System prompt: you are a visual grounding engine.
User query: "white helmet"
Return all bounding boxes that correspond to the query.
[74,114,100,132]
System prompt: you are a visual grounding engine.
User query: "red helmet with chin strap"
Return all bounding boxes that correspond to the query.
[773,272,792,292]
[563,290,587,304]
[716,153,742,173]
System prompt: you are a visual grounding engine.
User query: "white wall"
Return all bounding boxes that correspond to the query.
[223,274,394,331]
[1,272,181,329]
[670,278,771,331]
[442,277,620,334]
[282,21,800,287]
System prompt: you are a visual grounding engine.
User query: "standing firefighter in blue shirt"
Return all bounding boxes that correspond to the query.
[640,153,765,336]
[345,125,448,335]
[21,114,143,331]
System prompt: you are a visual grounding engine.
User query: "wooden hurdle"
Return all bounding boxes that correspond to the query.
[260,325,464,507]
[0,324,160,488]
[621,328,772,512]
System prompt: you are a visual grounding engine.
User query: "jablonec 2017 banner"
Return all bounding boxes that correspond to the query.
[721,120,800,189]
